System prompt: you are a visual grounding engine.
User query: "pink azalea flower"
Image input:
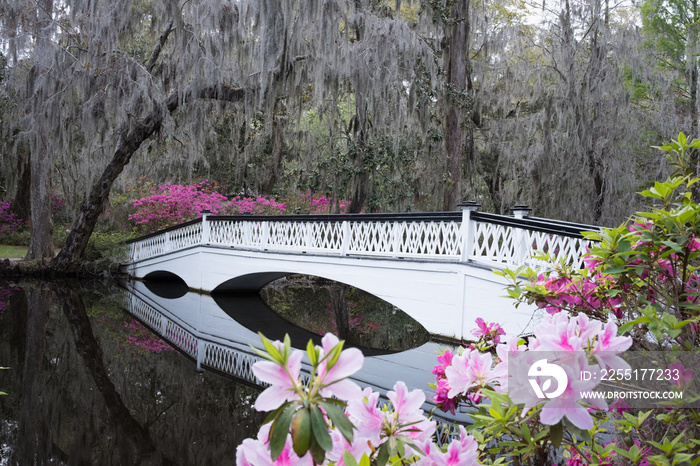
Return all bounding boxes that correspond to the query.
[316,333,364,400]
[345,387,384,446]
[445,350,497,398]
[592,321,632,371]
[668,361,695,388]
[538,360,607,430]
[326,428,374,466]
[432,349,454,378]
[251,349,304,411]
[236,423,314,466]
[414,426,481,466]
[387,382,436,447]
[471,318,506,344]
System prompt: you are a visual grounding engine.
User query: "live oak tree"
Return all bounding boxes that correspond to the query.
[0,0,452,269]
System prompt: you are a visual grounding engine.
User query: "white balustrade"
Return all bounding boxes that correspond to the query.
[128,206,596,270]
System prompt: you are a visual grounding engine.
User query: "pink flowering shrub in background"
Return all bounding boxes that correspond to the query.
[0,201,25,235]
[124,179,352,233]
[226,196,287,215]
[129,181,228,232]
[283,191,350,214]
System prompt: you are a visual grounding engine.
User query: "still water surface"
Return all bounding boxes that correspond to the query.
[0,278,459,465]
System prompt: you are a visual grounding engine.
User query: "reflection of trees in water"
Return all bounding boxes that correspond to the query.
[261,275,430,351]
[0,280,263,464]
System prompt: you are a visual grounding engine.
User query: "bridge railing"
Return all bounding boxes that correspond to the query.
[127,203,598,269]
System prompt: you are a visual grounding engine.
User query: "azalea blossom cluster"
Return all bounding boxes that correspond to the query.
[0,201,25,235]
[237,333,482,466]
[526,219,700,325]
[127,181,353,233]
[535,272,624,318]
[433,314,632,430]
[129,181,228,231]
[227,196,287,215]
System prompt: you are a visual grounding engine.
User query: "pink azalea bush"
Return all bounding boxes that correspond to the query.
[484,134,700,464]
[227,196,287,215]
[285,191,350,215]
[0,201,25,235]
[129,181,228,232]
[126,180,351,233]
[431,314,632,463]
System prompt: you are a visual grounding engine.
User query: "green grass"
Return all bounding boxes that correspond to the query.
[0,245,27,259]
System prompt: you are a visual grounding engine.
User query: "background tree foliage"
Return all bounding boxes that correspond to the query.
[0,0,695,265]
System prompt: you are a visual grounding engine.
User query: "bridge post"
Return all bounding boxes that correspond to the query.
[459,201,480,262]
[341,221,351,256]
[511,204,532,265]
[201,210,211,245]
[196,340,206,372]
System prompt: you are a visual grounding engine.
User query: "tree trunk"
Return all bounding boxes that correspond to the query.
[25,0,54,261]
[13,282,50,464]
[347,93,370,214]
[26,135,54,261]
[442,0,471,211]
[53,84,258,271]
[10,147,31,221]
[329,285,350,341]
[260,100,287,196]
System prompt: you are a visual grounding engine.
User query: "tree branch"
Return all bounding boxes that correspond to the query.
[145,19,174,73]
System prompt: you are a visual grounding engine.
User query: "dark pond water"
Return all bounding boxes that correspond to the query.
[0,277,458,465]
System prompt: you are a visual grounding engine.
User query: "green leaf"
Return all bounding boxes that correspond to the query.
[343,451,359,466]
[376,442,390,466]
[258,332,284,363]
[290,408,311,457]
[269,404,296,460]
[309,405,333,452]
[550,421,563,449]
[319,400,354,444]
[262,401,292,424]
[306,339,318,366]
[308,434,327,465]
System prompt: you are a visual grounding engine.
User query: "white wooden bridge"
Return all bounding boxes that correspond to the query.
[124,203,596,341]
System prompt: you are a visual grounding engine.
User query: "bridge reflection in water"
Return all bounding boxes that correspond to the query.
[122,278,471,434]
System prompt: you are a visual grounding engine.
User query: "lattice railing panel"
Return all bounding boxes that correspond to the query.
[203,342,261,383]
[399,221,462,257]
[266,222,307,249]
[170,223,202,250]
[129,298,162,331]
[164,321,198,358]
[349,222,393,254]
[472,222,519,265]
[526,231,592,269]
[131,235,167,262]
[210,220,247,246]
[309,222,343,251]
